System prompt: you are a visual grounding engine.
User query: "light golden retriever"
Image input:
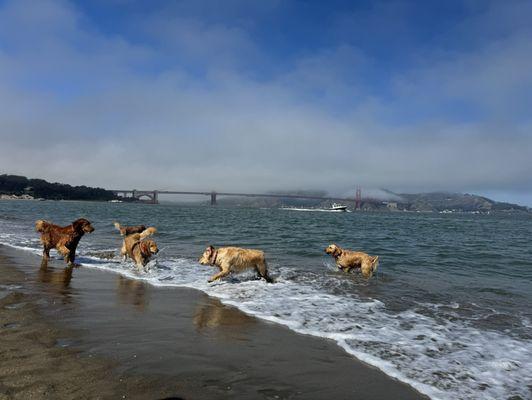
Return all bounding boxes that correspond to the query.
[35,218,94,266]
[325,244,379,278]
[120,227,158,270]
[199,245,274,283]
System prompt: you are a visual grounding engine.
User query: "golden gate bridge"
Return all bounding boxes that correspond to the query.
[112,186,373,209]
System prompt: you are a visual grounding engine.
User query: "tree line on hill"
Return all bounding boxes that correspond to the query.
[0,174,117,201]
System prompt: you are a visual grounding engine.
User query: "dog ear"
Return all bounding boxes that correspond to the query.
[207,245,214,253]
[72,219,84,232]
[332,245,342,257]
[140,241,148,255]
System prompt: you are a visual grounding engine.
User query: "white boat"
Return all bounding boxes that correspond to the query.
[330,203,347,211]
[280,203,350,213]
[109,199,123,203]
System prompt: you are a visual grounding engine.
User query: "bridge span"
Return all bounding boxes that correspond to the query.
[112,187,376,208]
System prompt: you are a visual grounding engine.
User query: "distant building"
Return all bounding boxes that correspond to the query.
[386,202,398,210]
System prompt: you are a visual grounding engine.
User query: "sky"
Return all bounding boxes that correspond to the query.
[0,0,531,205]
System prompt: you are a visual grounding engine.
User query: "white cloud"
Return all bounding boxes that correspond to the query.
[0,0,531,204]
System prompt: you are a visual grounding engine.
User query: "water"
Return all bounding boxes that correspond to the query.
[0,200,531,400]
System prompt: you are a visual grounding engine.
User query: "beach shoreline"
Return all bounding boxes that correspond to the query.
[0,244,428,399]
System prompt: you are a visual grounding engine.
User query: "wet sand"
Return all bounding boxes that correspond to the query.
[0,245,428,399]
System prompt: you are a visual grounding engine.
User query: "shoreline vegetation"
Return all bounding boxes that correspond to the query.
[0,174,117,202]
[1,174,529,213]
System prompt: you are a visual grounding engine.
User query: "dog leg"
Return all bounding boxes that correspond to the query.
[57,245,69,258]
[57,245,74,266]
[121,242,127,260]
[42,247,50,260]
[361,260,374,278]
[68,248,80,267]
[255,262,274,283]
[208,269,230,283]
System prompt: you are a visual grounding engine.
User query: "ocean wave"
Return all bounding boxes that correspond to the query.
[1,232,531,400]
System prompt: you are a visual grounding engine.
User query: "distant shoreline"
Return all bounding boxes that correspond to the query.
[1,195,530,215]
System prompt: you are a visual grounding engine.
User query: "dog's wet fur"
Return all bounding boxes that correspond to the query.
[113,222,147,236]
[325,244,379,278]
[117,226,158,270]
[199,245,274,283]
[35,218,95,267]
[34,218,380,284]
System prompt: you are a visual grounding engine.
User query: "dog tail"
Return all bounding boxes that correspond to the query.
[371,256,379,272]
[35,219,50,233]
[113,222,124,235]
[139,227,157,239]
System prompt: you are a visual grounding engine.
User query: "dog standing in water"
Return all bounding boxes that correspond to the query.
[325,244,379,278]
[35,218,95,266]
[117,226,158,270]
[199,245,274,283]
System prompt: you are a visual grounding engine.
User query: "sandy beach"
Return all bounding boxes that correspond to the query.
[0,244,427,399]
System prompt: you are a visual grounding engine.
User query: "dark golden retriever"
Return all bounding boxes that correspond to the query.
[120,227,158,270]
[325,244,379,278]
[35,218,94,266]
[113,222,147,236]
[199,245,273,283]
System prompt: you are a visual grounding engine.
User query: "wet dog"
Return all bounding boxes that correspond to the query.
[35,218,95,266]
[113,222,147,236]
[114,222,153,261]
[199,245,274,283]
[325,244,379,278]
[121,227,158,270]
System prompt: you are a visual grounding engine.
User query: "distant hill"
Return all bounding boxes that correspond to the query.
[0,174,117,201]
[213,189,530,213]
[394,192,529,213]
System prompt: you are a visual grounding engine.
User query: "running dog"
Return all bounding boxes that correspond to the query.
[325,244,379,278]
[120,227,158,270]
[35,218,95,266]
[114,221,153,261]
[199,245,274,283]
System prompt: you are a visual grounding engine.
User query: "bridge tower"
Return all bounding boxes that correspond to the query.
[355,186,362,210]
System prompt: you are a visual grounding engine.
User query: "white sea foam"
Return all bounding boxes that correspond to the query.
[0,231,531,400]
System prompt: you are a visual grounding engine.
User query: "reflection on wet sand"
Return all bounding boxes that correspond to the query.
[36,260,75,303]
[38,260,74,288]
[194,297,256,340]
[116,276,150,311]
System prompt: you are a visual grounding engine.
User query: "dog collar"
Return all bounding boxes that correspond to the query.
[209,250,218,266]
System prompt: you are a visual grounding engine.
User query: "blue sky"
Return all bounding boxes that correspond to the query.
[1,0,531,205]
